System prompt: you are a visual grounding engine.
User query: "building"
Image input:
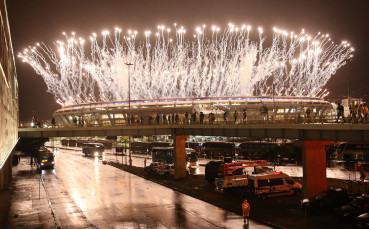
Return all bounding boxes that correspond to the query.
[0,0,18,191]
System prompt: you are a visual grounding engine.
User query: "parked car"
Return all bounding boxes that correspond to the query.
[354,212,369,229]
[153,164,191,176]
[155,164,175,176]
[300,188,349,215]
[144,162,164,173]
[334,194,369,223]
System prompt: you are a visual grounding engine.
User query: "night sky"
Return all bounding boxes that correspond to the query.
[6,0,369,121]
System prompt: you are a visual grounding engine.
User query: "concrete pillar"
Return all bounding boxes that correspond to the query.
[174,135,189,179]
[302,140,332,198]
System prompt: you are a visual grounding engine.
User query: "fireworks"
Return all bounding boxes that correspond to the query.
[19,23,354,106]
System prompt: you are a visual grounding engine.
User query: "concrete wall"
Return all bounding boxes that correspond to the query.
[0,0,18,191]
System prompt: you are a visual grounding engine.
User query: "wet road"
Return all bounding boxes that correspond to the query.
[55,145,363,180]
[43,148,270,228]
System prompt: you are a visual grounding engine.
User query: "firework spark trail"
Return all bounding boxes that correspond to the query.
[19,24,354,106]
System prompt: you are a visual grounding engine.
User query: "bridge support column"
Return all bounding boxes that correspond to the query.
[174,135,189,179]
[302,140,332,198]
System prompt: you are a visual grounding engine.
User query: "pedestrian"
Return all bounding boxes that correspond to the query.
[40,120,44,128]
[156,113,160,124]
[358,103,364,122]
[361,168,367,182]
[363,103,368,122]
[51,117,56,128]
[140,115,144,125]
[32,116,37,128]
[73,117,77,127]
[335,103,345,123]
[305,108,311,123]
[185,111,189,124]
[192,112,196,124]
[242,199,250,224]
[200,112,204,124]
[233,109,238,124]
[223,111,228,123]
[175,114,179,124]
[162,114,166,125]
[242,109,247,124]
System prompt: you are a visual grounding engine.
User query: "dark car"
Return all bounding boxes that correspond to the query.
[334,195,369,223]
[300,188,349,215]
[82,143,105,157]
[355,212,369,228]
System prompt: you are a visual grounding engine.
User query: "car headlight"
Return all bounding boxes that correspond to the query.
[41,163,44,165]
[302,199,310,203]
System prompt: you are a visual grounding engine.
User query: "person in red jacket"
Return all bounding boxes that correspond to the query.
[242,199,250,224]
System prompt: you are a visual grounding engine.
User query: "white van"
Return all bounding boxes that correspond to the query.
[248,172,302,198]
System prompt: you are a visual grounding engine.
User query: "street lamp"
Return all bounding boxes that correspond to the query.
[125,63,133,166]
[346,55,353,106]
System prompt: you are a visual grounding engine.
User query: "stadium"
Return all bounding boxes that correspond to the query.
[53,96,334,127]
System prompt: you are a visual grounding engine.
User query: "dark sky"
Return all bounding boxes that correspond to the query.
[6,0,369,121]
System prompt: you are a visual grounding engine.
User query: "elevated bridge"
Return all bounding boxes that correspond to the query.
[18,123,369,142]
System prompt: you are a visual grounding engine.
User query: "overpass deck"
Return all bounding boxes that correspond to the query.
[19,123,369,141]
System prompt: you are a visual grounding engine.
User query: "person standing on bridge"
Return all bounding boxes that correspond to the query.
[233,109,238,124]
[242,199,250,224]
[243,109,247,124]
[336,103,345,123]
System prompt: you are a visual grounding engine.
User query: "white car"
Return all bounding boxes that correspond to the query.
[155,164,175,176]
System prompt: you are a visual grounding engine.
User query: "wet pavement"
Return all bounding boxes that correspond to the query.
[53,149,269,228]
[1,158,55,229]
[1,150,270,229]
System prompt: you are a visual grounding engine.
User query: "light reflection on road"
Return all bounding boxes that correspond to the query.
[53,148,270,228]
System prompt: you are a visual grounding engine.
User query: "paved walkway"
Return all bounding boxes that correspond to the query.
[0,157,55,229]
[0,156,93,229]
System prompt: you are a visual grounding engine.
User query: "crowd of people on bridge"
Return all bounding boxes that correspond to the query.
[336,101,369,123]
[31,101,369,128]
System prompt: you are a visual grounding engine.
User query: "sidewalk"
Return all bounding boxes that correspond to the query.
[0,156,56,229]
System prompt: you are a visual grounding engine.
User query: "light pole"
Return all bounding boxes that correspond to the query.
[346,56,353,106]
[125,63,133,166]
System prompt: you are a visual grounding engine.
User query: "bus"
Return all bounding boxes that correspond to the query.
[238,142,279,160]
[335,143,369,164]
[151,147,198,166]
[201,142,236,159]
[186,142,203,156]
[131,141,171,154]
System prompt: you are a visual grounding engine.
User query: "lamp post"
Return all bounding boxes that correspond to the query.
[125,63,133,166]
[346,56,353,106]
